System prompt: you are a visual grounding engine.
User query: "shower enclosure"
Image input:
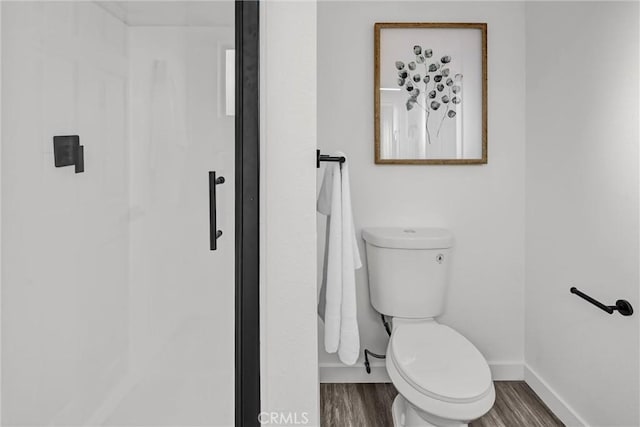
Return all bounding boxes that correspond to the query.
[0,1,259,425]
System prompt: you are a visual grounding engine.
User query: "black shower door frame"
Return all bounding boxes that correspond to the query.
[235,1,260,426]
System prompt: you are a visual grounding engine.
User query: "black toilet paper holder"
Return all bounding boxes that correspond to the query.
[570,287,633,316]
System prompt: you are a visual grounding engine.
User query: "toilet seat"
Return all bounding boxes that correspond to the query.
[386,320,495,423]
[390,320,493,403]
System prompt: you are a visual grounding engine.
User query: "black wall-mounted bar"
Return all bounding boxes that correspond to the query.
[570,287,634,316]
[317,149,345,168]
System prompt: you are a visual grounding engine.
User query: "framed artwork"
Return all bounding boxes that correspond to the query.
[374,23,487,164]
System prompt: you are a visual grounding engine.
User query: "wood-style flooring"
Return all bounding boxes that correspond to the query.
[320,381,564,427]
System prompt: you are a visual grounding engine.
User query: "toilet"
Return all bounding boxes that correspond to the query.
[362,227,495,427]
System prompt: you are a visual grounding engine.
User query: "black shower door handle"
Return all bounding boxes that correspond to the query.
[209,171,225,250]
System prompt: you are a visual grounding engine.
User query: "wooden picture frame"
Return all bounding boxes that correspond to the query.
[374,23,488,164]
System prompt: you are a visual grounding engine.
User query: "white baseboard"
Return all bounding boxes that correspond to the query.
[488,361,524,380]
[524,365,587,427]
[320,361,390,383]
[319,361,523,384]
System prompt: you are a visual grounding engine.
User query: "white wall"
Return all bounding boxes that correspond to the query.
[317,1,526,379]
[261,0,320,425]
[1,2,129,425]
[525,2,639,426]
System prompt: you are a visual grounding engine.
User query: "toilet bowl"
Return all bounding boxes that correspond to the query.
[362,227,495,426]
[386,319,495,426]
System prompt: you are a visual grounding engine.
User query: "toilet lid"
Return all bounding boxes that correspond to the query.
[390,321,492,403]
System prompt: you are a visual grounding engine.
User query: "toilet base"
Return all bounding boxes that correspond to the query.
[392,395,468,427]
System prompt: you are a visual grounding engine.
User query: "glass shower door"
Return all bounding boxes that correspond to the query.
[1,2,236,426]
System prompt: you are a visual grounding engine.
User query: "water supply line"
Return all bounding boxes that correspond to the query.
[364,314,392,374]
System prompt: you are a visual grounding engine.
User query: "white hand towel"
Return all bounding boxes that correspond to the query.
[317,152,362,366]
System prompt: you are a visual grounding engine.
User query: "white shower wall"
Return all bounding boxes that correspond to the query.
[1,3,129,425]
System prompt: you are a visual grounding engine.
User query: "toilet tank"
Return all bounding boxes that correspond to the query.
[362,227,453,318]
